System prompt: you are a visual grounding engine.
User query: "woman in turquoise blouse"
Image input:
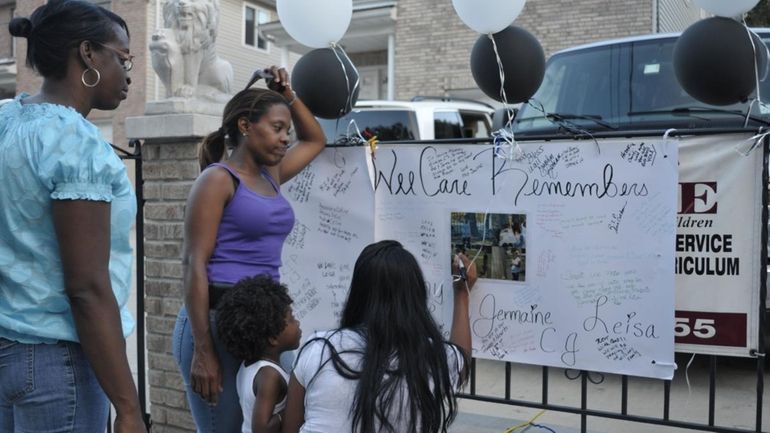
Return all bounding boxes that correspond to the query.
[0,1,145,432]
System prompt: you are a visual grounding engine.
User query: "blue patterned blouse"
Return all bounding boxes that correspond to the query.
[0,94,136,344]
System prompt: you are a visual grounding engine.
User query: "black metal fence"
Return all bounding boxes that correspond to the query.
[112,140,150,430]
[450,131,768,433]
[116,133,767,433]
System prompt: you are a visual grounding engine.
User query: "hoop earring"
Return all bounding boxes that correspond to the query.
[81,68,101,88]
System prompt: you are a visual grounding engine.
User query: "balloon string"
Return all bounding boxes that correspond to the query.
[329,42,360,119]
[735,18,769,157]
[741,19,767,128]
[734,129,769,157]
[488,33,521,161]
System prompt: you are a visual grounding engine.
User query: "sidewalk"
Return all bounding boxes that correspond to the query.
[450,412,586,433]
[450,356,768,433]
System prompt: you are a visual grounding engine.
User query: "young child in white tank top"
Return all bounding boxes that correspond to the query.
[216,275,302,433]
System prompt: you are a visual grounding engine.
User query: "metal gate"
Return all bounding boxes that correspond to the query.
[113,140,151,430]
[117,134,767,433]
[450,131,768,433]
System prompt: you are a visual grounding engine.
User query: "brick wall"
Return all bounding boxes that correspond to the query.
[14,0,43,94]
[141,137,201,433]
[0,3,13,60]
[91,0,149,152]
[394,0,655,99]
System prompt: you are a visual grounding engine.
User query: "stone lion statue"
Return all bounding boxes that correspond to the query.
[149,0,233,101]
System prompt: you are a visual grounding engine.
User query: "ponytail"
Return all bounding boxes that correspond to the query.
[198,128,227,170]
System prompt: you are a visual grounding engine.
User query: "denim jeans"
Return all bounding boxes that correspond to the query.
[173,306,242,433]
[0,338,109,432]
[172,306,297,433]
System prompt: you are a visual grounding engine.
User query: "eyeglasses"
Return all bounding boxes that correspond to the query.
[94,41,134,72]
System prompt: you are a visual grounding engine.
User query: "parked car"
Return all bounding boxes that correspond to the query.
[511,30,770,137]
[318,97,494,144]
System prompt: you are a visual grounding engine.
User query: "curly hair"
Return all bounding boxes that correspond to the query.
[215,275,293,363]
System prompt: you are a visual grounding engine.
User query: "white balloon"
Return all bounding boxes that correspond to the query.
[277,0,353,48]
[694,0,759,17]
[452,0,526,34]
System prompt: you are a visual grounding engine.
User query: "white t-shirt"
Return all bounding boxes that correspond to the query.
[236,359,289,433]
[293,329,465,433]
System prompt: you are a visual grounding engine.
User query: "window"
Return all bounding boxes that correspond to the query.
[513,34,770,136]
[318,110,418,143]
[434,111,463,139]
[244,3,270,51]
[459,111,491,138]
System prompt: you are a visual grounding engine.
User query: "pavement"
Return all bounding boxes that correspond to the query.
[448,356,768,433]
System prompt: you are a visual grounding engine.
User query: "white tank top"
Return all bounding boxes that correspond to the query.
[236,359,289,433]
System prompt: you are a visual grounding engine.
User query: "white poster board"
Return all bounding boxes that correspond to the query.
[674,134,764,356]
[280,147,374,335]
[283,140,679,379]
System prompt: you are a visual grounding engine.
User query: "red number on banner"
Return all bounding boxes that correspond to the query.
[675,311,746,347]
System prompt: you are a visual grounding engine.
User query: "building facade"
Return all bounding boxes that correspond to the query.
[264,0,704,103]
[4,0,706,141]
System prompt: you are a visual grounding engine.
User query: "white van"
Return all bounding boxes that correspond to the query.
[318,98,494,144]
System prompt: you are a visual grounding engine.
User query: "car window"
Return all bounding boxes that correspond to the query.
[459,111,491,138]
[319,109,418,143]
[434,111,463,139]
[513,34,770,135]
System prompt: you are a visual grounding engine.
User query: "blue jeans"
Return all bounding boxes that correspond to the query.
[173,306,242,433]
[173,306,297,433]
[0,338,109,432]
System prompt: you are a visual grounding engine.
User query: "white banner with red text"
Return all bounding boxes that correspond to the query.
[674,134,764,357]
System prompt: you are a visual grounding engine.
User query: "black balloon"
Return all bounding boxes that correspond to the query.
[674,17,769,106]
[470,26,545,104]
[292,47,360,119]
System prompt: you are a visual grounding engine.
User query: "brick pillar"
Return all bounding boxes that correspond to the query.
[14,0,45,94]
[126,113,221,433]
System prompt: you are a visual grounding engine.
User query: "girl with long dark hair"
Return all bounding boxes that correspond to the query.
[282,240,477,433]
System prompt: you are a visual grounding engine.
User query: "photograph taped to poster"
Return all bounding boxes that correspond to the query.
[284,140,680,379]
[451,212,527,282]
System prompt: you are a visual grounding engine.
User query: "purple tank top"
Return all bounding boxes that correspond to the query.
[206,163,295,283]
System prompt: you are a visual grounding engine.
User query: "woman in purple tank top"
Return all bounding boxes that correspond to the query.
[172,66,325,433]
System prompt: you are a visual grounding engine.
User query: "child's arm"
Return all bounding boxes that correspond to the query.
[281,374,305,433]
[251,368,287,433]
